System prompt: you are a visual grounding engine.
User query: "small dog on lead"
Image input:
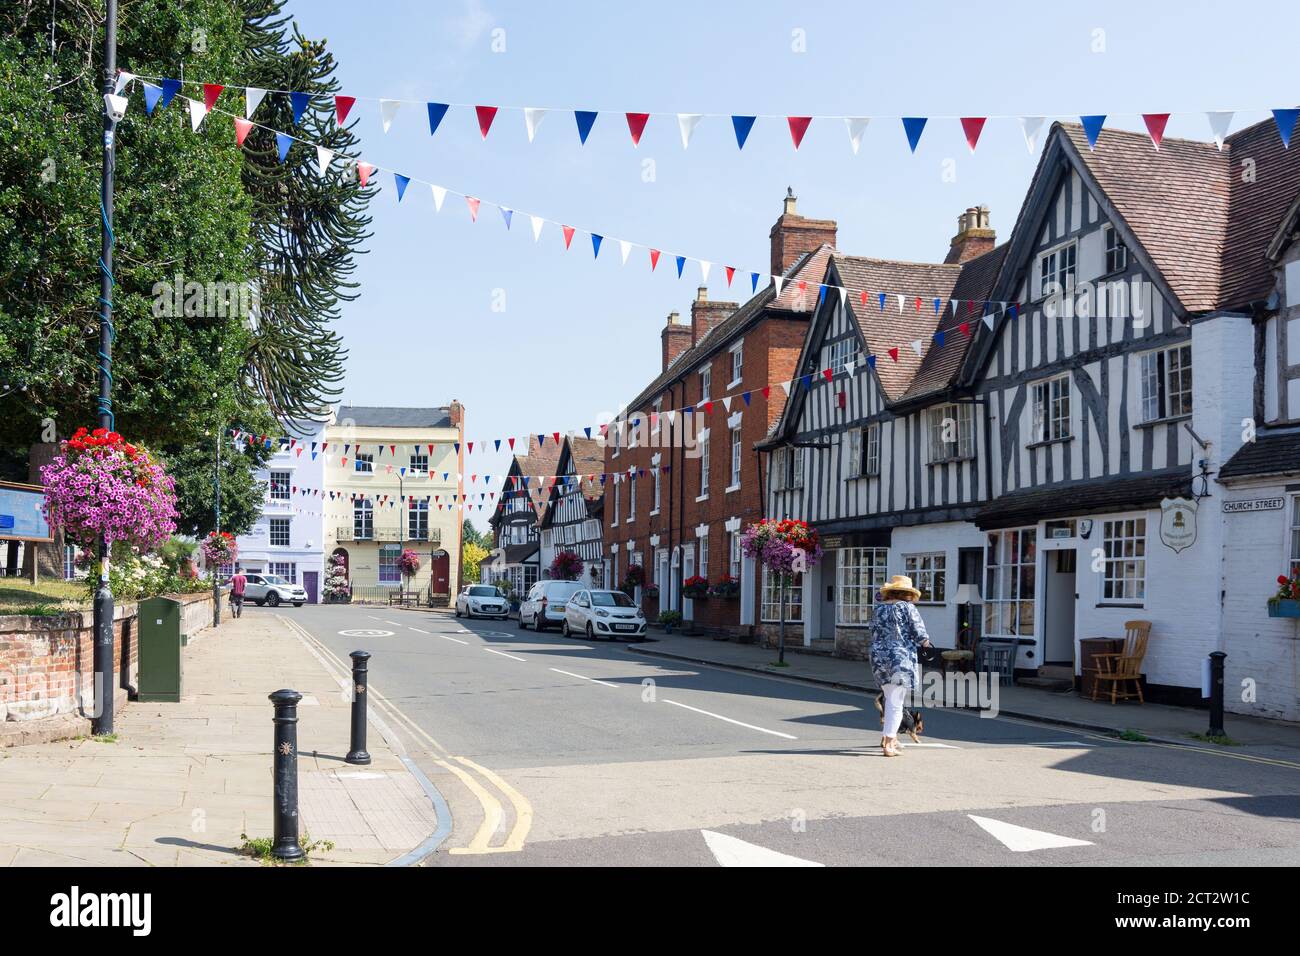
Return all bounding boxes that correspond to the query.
[874,693,925,744]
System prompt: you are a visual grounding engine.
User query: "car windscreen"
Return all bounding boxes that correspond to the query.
[591,591,635,607]
[545,583,582,599]
[263,575,286,585]
[467,586,497,597]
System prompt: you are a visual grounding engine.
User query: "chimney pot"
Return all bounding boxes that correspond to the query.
[769,190,837,277]
[945,205,996,265]
[696,286,708,302]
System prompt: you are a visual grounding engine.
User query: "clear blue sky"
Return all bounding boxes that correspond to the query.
[284,0,1288,502]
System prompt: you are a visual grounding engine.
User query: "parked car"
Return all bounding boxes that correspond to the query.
[518,580,585,631]
[244,572,307,608]
[562,589,646,639]
[456,584,509,619]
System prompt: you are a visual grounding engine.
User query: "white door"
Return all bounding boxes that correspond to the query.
[682,545,695,620]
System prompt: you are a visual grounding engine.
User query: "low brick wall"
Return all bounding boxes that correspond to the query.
[0,591,215,746]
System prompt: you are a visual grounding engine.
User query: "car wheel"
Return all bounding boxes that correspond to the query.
[255,599,265,607]
[518,613,527,630]
[586,623,595,640]
[455,606,461,618]
[562,620,570,637]
[266,592,280,608]
[293,603,303,608]
[534,614,546,632]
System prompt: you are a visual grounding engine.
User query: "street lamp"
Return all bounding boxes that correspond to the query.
[92,0,119,736]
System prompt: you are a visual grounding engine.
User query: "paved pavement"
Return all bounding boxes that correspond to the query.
[288,602,1300,867]
[0,611,439,866]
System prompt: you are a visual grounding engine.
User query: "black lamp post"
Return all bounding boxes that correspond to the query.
[91,0,118,736]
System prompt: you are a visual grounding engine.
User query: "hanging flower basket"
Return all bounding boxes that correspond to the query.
[621,563,646,594]
[1270,575,1300,618]
[41,427,177,553]
[741,518,822,575]
[643,583,660,601]
[683,575,710,600]
[708,574,740,599]
[201,530,238,566]
[397,549,422,579]
[550,550,584,581]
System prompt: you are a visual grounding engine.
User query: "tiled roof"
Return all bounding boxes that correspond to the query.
[1219,430,1300,481]
[975,467,1191,529]
[335,405,452,428]
[568,437,606,502]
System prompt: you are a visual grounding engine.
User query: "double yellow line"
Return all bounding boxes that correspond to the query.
[279,614,533,854]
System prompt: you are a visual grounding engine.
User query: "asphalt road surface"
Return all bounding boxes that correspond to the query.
[257,602,1300,867]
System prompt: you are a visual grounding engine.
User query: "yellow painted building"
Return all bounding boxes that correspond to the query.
[324,404,465,602]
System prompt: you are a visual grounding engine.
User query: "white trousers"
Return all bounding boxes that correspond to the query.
[881,683,908,738]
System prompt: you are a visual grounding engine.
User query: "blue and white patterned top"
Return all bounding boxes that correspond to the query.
[868,600,930,690]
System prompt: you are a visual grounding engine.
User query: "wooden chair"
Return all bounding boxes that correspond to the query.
[1091,621,1151,704]
[940,624,980,675]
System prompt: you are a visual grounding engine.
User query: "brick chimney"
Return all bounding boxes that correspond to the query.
[769,187,837,277]
[661,312,692,371]
[690,286,739,346]
[944,205,995,264]
[448,400,464,430]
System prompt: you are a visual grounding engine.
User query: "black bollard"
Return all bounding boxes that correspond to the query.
[346,651,372,765]
[1208,651,1226,737]
[269,689,305,862]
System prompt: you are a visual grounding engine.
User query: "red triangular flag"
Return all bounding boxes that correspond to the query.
[960,117,986,152]
[476,105,498,139]
[649,248,660,270]
[703,401,713,414]
[959,321,971,337]
[467,442,474,454]
[625,112,649,146]
[761,386,771,400]
[562,225,575,249]
[508,437,516,450]
[822,368,834,382]
[860,290,869,306]
[1142,113,1170,150]
[357,162,375,187]
[203,83,224,112]
[915,296,922,313]
[787,116,812,149]
[888,347,900,362]
[552,431,561,444]
[233,117,253,147]
[466,196,481,221]
[335,95,356,124]
[725,266,735,286]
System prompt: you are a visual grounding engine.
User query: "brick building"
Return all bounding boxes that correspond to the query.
[601,192,836,635]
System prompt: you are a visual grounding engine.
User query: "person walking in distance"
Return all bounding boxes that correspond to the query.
[229,564,247,619]
[869,575,933,757]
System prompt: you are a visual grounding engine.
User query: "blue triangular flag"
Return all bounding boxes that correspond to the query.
[1273,109,1299,148]
[732,115,756,149]
[400,467,407,477]
[801,375,812,391]
[675,255,686,277]
[867,355,877,369]
[159,79,182,109]
[500,207,513,229]
[394,173,410,201]
[494,439,501,451]
[902,116,928,152]
[1080,114,1106,150]
[290,91,311,125]
[751,272,760,293]
[817,286,827,307]
[143,83,164,114]
[934,330,945,347]
[453,442,459,454]
[275,132,293,163]
[742,392,751,406]
[583,427,592,439]
[878,292,887,312]
[933,298,942,314]
[427,102,449,135]
[592,233,603,258]
[538,433,546,445]
[575,110,598,144]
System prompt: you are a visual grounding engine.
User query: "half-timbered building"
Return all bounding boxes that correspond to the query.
[765,118,1300,716]
[539,436,606,586]
[482,436,558,597]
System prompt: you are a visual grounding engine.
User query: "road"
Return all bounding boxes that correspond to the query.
[258,602,1300,867]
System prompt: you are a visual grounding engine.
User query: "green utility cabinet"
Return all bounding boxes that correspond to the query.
[138,596,184,702]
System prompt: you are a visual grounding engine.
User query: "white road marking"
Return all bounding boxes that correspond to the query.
[897,741,960,749]
[967,815,1094,852]
[1029,740,1096,746]
[701,830,823,867]
[338,628,394,638]
[384,620,401,626]
[408,627,430,634]
[485,648,527,662]
[550,667,619,688]
[662,699,797,740]
[441,635,469,645]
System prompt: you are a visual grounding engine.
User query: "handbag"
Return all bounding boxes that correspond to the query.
[893,603,941,667]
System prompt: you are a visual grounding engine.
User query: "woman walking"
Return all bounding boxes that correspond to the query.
[869,575,933,757]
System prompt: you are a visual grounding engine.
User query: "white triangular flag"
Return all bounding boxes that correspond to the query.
[845,117,870,154]
[896,294,905,313]
[951,299,960,317]
[530,215,544,242]
[838,286,848,308]
[246,86,266,118]
[844,356,856,377]
[983,313,995,331]
[780,381,792,397]
[113,71,135,96]
[910,339,924,357]
[663,409,677,425]
[677,113,703,149]
[699,260,711,283]
[1019,116,1045,153]
[773,276,784,296]
[722,396,732,412]
[431,184,447,211]
[524,107,547,142]
[186,97,207,131]
[380,99,401,133]
[315,145,334,176]
[1206,111,1234,150]
[619,239,632,265]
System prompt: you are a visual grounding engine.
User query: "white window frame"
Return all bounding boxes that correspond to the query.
[698,435,711,498]
[1031,374,1071,443]
[270,561,297,583]
[984,528,1036,640]
[1139,343,1192,423]
[354,452,374,473]
[269,517,290,548]
[865,422,881,477]
[353,500,373,539]
[728,342,744,387]
[408,453,428,475]
[651,455,662,514]
[1290,495,1300,578]
[269,470,291,501]
[729,531,741,579]
[408,499,429,541]
[611,477,620,526]
[699,534,709,579]
[727,427,742,491]
[629,472,637,520]
[827,337,861,374]
[927,403,974,463]
[1104,224,1128,274]
[845,430,862,480]
[700,366,712,402]
[1038,240,1077,297]
[903,553,947,604]
[761,566,803,622]
[1101,516,1147,604]
[836,547,889,625]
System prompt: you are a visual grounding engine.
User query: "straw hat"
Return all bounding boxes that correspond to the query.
[879,574,922,601]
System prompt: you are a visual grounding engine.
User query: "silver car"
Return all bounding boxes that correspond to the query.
[244,572,307,607]
[562,589,646,639]
[456,584,509,619]
[518,580,584,632]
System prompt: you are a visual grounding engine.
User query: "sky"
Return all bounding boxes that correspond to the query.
[278,0,1292,507]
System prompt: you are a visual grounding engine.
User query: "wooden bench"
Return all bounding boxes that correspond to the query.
[387,590,419,607]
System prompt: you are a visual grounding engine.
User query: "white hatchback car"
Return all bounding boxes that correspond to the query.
[518,580,584,632]
[455,584,509,619]
[562,589,646,640]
